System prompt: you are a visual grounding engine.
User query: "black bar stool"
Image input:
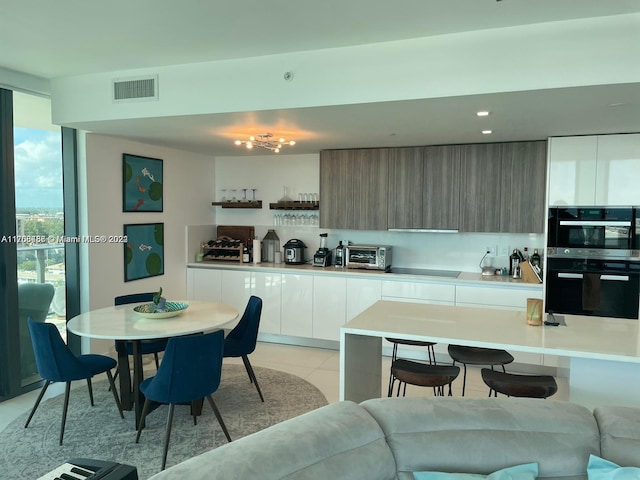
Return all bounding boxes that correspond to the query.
[386,338,436,396]
[481,368,558,399]
[390,359,460,397]
[448,345,514,396]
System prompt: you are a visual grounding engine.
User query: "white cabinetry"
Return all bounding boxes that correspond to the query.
[252,271,282,335]
[187,268,222,301]
[221,270,251,314]
[548,134,640,206]
[346,278,382,321]
[312,275,347,341]
[455,285,541,310]
[281,273,313,337]
[595,134,640,205]
[381,280,455,304]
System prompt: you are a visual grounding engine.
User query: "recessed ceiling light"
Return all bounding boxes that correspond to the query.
[482,130,493,135]
[476,111,491,117]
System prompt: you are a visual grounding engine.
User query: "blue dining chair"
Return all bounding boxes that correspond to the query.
[224,295,264,402]
[113,293,168,380]
[24,318,124,445]
[135,330,232,470]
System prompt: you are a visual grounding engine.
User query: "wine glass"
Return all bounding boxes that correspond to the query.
[230,189,238,202]
[241,188,248,202]
[220,188,227,203]
[251,188,258,202]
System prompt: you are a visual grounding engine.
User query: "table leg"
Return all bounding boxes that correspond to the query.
[132,340,145,430]
[340,331,382,402]
[115,340,133,411]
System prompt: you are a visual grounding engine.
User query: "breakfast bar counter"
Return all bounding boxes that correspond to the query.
[340,300,640,410]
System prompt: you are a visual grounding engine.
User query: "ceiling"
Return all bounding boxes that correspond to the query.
[2,0,640,156]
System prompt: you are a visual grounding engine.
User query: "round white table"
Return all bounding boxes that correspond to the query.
[67,300,239,427]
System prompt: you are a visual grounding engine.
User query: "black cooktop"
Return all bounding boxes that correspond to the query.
[390,267,460,278]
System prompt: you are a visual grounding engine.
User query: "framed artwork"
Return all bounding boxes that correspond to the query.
[124,223,164,282]
[122,153,163,212]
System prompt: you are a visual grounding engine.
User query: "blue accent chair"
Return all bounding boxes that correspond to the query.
[135,330,232,470]
[114,293,168,377]
[18,282,55,382]
[224,295,264,402]
[24,318,124,445]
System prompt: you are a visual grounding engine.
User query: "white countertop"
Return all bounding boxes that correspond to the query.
[343,300,640,363]
[187,261,543,290]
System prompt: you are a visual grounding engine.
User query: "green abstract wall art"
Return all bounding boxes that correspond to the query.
[123,153,163,212]
[124,223,164,282]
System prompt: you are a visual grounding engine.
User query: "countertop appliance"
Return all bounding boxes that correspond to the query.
[313,233,332,267]
[546,206,640,319]
[283,239,306,265]
[345,245,392,271]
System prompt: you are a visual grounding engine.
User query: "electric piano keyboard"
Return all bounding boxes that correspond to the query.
[37,458,138,480]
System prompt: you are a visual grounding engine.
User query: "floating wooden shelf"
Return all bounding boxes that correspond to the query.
[212,201,262,209]
[269,201,319,211]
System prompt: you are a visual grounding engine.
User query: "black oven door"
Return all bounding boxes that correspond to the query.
[545,258,640,319]
[549,207,634,250]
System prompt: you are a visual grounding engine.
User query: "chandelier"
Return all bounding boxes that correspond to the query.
[234,133,296,153]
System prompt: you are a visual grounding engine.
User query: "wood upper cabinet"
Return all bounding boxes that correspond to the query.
[459,143,502,232]
[387,147,424,229]
[387,146,461,230]
[499,141,547,233]
[320,148,389,230]
[459,141,547,233]
[422,145,461,230]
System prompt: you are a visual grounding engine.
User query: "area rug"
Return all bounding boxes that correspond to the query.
[0,364,328,479]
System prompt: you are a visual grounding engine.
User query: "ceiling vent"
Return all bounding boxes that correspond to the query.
[112,75,158,103]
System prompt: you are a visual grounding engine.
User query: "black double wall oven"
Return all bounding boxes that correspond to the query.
[546,207,640,320]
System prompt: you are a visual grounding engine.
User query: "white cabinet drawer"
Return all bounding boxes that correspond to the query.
[281,273,313,338]
[455,285,542,310]
[381,280,455,304]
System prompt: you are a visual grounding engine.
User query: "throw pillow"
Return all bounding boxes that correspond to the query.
[587,455,640,480]
[413,463,538,480]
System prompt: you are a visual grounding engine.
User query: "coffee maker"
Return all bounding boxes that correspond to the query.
[313,233,332,267]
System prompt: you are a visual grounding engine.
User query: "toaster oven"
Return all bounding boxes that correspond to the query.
[345,245,392,271]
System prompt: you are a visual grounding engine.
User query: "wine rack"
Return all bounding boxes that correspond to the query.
[201,238,243,263]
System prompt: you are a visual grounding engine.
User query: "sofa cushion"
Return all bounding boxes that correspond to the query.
[148,400,397,480]
[593,406,640,467]
[413,462,538,479]
[361,397,600,480]
[587,455,640,479]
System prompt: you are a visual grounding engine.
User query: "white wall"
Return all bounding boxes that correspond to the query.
[80,134,215,351]
[51,14,640,125]
[213,153,543,271]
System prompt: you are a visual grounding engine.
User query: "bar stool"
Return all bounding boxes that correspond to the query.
[448,345,514,396]
[481,368,558,399]
[386,337,437,396]
[390,359,460,397]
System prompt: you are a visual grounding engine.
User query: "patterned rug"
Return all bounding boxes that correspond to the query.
[0,364,328,479]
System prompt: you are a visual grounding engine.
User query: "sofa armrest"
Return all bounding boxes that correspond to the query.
[594,406,640,467]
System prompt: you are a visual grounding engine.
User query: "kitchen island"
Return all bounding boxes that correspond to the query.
[340,300,640,410]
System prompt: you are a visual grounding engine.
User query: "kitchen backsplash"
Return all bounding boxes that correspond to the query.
[209,153,544,273]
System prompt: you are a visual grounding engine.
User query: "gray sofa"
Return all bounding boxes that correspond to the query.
[148,397,640,480]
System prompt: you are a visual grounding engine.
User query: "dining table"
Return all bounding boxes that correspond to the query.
[67,299,239,428]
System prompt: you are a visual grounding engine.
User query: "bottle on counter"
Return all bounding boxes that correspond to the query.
[522,247,529,261]
[509,249,520,278]
[531,249,541,268]
[242,242,250,263]
[334,241,344,267]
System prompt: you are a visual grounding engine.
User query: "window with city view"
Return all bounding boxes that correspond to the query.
[13,91,65,386]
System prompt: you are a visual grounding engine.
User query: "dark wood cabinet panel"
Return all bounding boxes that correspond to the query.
[387,147,424,229]
[422,145,461,230]
[499,141,547,233]
[459,143,502,232]
[320,149,389,230]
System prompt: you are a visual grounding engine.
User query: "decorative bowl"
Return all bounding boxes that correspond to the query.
[133,301,189,319]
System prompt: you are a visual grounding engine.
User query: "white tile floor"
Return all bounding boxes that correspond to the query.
[0,341,569,432]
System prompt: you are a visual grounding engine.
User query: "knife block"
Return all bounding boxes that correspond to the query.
[520,261,542,284]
